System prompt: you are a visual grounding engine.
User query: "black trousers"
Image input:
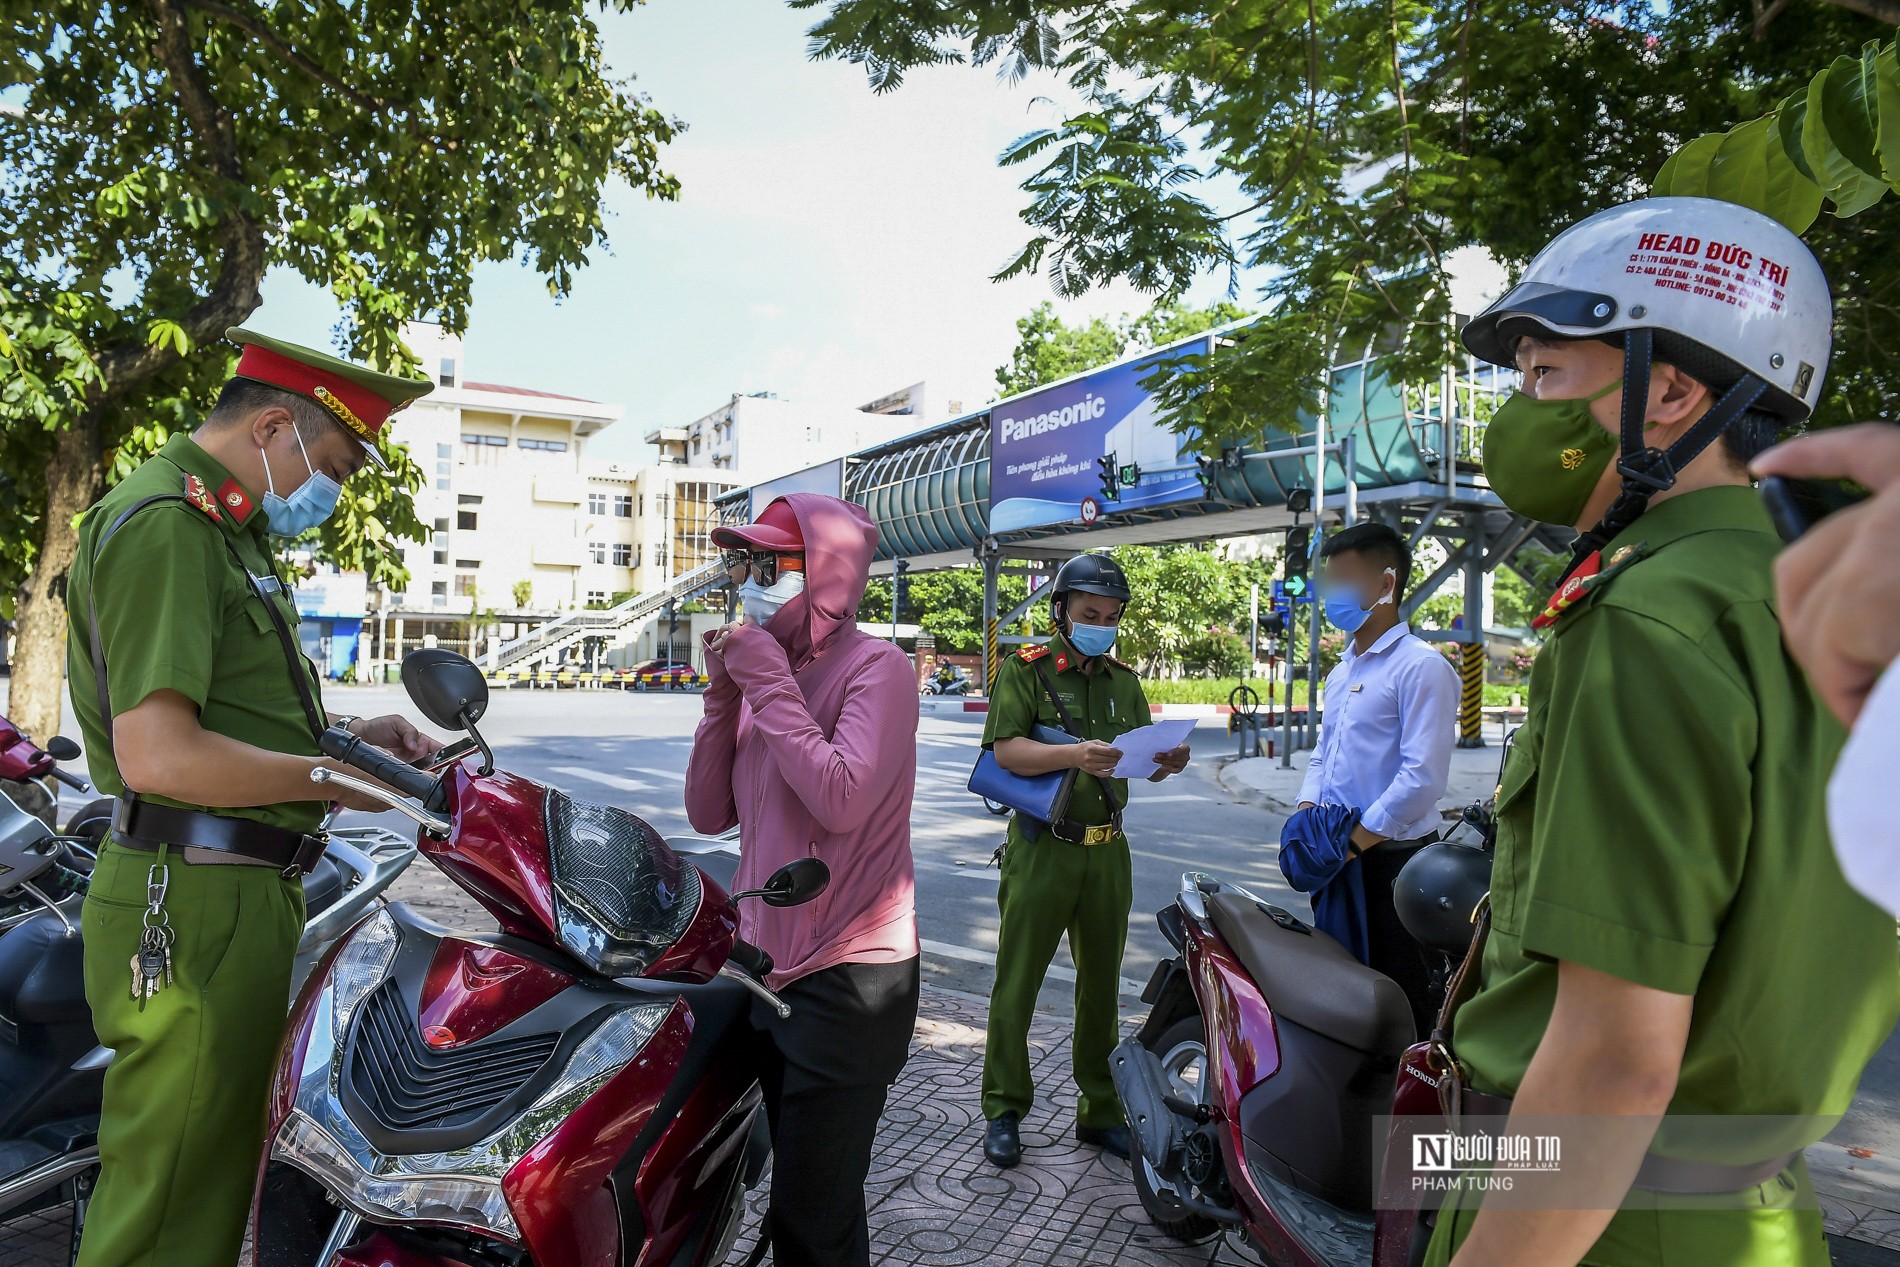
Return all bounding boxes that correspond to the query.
[1358,837,1442,1041]
[749,957,921,1267]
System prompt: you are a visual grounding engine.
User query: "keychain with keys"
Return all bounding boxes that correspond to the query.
[130,863,175,1005]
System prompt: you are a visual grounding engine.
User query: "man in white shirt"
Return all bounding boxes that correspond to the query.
[1296,522,1461,1032]
[1751,421,1900,915]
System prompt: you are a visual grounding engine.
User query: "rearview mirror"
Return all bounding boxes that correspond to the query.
[758,858,830,908]
[402,649,490,730]
[44,736,81,762]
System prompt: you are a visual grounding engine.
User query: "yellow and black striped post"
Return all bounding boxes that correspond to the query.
[1457,641,1486,747]
[985,618,1001,693]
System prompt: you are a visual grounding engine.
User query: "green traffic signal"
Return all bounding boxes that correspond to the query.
[1284,573,1308,598]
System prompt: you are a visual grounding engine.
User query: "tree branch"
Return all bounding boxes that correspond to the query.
[94,0,266,393]
[1812,0,1900,26]
[180,0,393,113]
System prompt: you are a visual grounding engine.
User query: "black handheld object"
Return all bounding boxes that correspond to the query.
[1760,475,1869,544]
[318,726,445,809]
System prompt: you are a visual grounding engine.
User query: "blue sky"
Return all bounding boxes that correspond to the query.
[253,1,1249,463]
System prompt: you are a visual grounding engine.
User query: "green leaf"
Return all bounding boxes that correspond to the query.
[1877,41,1900,193]
[1653,132,1722,197]
[1776,90,1820,184]
[1702,115,1824,233]
[1803,51,1889,217]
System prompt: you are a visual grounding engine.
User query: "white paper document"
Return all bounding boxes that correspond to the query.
[1110,719,1197,779]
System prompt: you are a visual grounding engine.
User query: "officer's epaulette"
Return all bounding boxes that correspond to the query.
[1016,643,1052,663]
[182,473,224,523]
[1107,654,1134,673]
[1530,541,1650,630]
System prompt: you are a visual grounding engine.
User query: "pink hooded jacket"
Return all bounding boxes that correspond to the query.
[683,494,920,990]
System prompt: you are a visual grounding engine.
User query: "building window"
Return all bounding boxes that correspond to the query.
[459,434,507,467]
[654,544,669,573]
[589,541,607,564]
[433,549,448,565]
[587,492,607,515]
[436,443,452,459]
[439,357,456,386]
[434,517,450,533]
[613,494,632,518]
[455,559,479,569]
[638,493,645,515]
[430,581,448,603]
[612,544,632,566]
[518,438,568,453]
[587,590,609,606]
[457,511,479,531]
[453,572,478,597]
[458,494,482,505]
[461,434,506,446]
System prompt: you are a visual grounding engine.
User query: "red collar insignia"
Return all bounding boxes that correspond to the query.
[182,474,224,523]
[1531,551,1601,630]
[1053,652,1070,672]
[214,477,255,524]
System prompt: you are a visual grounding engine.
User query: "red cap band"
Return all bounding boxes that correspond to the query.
[233,343,394,442]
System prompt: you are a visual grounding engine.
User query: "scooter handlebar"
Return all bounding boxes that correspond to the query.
[318,727,445,809]
[728,939,774,980]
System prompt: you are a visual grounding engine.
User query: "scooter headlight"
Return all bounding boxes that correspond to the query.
[275,999,673,1243]
[329,906,399,1044]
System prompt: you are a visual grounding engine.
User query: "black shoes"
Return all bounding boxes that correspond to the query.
[1076,1123,1132,1160]
[984,1112,1022,1168]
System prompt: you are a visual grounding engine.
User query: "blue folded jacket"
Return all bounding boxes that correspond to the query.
[1277,803,1370,964]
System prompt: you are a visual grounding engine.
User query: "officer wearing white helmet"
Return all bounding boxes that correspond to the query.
[1422,197,1899,1267]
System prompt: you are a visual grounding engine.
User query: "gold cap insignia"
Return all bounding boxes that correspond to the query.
[1560,447,1587,471]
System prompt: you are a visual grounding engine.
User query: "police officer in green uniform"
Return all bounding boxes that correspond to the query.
[978,552,1190,1168]
[1422,198,1900,1267]
[65,328,443,1267]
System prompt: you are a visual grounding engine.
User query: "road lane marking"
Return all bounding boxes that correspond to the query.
[919,938,1147,996]
[550,766,654,793]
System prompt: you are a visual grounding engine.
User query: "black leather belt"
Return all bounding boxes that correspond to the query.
[112,796,327,876]
[1460,1086,1800,1195]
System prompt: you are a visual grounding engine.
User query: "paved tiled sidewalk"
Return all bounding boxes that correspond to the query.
[726,984,1251,1267]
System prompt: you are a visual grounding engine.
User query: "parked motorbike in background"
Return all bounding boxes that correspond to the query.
[253,648,828,1267]
[0,714,112,856]
[923,665,971,696]
[1111,802,1494,1267]
[0,708,417,1255]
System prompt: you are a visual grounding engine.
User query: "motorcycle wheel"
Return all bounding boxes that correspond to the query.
[982,798,1011,817]
[1131,1016,1222,1242]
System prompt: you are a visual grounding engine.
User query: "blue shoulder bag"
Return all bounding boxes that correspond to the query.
[967,660,1080,827]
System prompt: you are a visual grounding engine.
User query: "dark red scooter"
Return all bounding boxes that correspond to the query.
[1111,829,1492,1267]
[252,649,823,1267]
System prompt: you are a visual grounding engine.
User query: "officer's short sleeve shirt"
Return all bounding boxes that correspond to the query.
[66,434,329,833]
[1452,487,1900,1149]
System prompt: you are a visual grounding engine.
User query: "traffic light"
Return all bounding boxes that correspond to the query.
[894,558,911,614]
[1119,461,1141,487]
[1195,452,1216,492]
[1262,609,1287,638]
[1282,525,1311,599]
[1097,455,1121,502]
[1285,484,1313,517]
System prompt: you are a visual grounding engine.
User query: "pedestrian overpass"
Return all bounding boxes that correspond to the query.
[497,336,1564,745]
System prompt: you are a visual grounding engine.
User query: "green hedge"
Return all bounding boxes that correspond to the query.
[1128,677,1530,708]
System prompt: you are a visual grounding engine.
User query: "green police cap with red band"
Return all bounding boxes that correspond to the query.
[226,326,435,471]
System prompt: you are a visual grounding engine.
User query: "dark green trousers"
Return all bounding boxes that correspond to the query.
[981,828,1133,1129]
[76,842,303,1267]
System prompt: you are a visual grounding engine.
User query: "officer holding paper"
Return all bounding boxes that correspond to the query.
[977,551,1190,1168]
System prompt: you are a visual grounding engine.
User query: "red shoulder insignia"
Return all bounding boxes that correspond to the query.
[183,474,224,523]
[1108,654,1134,672]
[1531,543,1651,631]
[214,477,255,524]
[1017,643,1052,663]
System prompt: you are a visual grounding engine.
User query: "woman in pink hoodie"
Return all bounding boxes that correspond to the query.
[684,493,919,1267]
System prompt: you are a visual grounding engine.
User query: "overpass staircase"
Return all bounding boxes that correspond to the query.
[488,559,728,672]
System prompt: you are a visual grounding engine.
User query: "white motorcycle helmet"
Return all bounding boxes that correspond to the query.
[1461,196,1833,552]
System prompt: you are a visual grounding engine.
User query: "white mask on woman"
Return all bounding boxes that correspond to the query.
[738,571,806,625]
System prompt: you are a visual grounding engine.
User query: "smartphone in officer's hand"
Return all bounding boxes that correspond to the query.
[1760,475,1870,544]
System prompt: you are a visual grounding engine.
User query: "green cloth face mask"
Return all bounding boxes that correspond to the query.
[1482,381,1622,526]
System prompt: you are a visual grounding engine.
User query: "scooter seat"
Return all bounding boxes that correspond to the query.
[0,909,91,1027]
[299,855,345,915]
[1206,891,1416,1057]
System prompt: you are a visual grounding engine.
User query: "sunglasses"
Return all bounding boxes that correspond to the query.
[721,549,803,586]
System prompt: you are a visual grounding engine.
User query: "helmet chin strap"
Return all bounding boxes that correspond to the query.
[1565,328,1770,574]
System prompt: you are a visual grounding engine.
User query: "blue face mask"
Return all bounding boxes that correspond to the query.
[1067,621,1118,658]
[1322,568,1396,635]
[261,426,342,538]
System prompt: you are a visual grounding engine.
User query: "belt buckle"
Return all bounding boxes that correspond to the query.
[1082,823,1115,846]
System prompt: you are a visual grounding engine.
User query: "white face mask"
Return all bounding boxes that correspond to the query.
[738,571,806,625]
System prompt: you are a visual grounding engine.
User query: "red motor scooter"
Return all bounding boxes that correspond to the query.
[1110,821,1493,1267]
[252,649,825,1267]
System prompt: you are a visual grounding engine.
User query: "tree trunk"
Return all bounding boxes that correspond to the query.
[11,417,104,743]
